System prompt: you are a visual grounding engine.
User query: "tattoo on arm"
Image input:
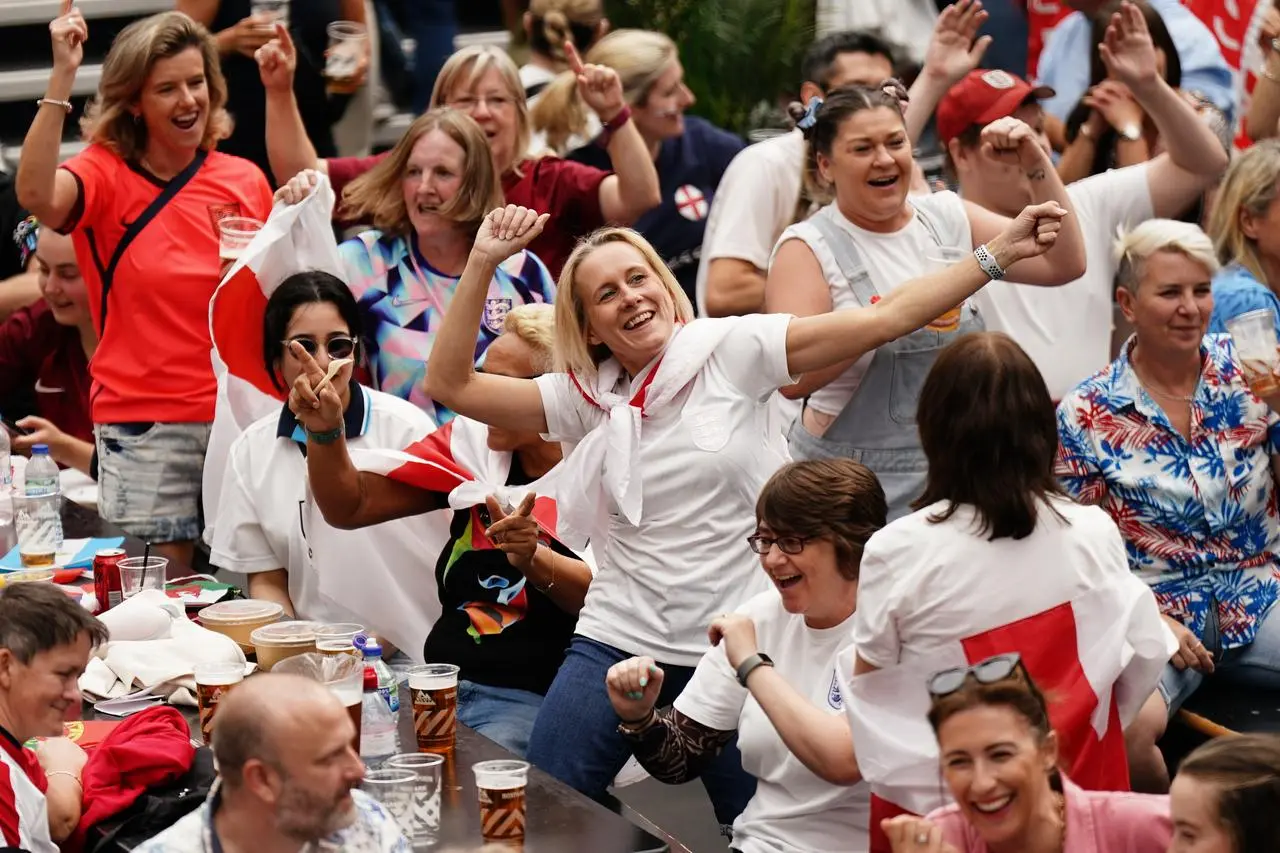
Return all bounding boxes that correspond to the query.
[623,707,736,785]
[1025,167,1047,181]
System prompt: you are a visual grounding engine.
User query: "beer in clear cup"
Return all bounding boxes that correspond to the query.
[194,662,244,744]
[409,663,459,753]
[473,759,529,843]
[314,623,364,658]
[1226,308,1280,396]
[217,216,263,266]
[324,22,367,95]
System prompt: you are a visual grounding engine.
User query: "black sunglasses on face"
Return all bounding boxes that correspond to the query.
[746,534,812,555]
[927,653,1023,698]
[285,335,357,360]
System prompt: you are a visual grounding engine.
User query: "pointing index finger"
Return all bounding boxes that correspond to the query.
[515,492,536,517]
[564,40,586,77]
[60,0,72,17]
[289,340,327,383]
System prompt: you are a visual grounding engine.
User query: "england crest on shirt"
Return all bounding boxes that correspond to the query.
[483,297,513,334]
[827,670,843,710]
[674,184,709,221]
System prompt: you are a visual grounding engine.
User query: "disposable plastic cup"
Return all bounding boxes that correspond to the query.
[1226,308,1280,396]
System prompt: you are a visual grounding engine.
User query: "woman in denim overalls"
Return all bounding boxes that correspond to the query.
[768,84,1085,518]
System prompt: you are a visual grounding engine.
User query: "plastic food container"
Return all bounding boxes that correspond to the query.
[198,600,284,652]
[251,620,322,671]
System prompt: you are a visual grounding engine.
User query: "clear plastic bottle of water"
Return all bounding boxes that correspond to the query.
[361,636,400,714]
[20,445,62,561]
[0,426,12,533]
[24,445,59,496]
[360,666,398,766]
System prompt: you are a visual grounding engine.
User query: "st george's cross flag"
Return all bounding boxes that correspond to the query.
[837,579,1174,853]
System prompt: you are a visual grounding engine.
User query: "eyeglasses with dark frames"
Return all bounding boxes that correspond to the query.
[927,653,1023,699]
[285,335,357,361]
[746,534,812,555]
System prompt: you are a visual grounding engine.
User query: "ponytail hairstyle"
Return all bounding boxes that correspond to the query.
[527,0,603,69]
[788,80,909,211]
[530,29,676,155]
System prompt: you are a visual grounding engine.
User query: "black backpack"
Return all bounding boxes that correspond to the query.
[85,746,217,852]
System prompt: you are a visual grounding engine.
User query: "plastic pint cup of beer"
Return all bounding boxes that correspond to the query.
[409,663,459,753]
[217,216,263,267]
[1226,308,1280,397]
[194,662,244,744]
[474,760,529,844]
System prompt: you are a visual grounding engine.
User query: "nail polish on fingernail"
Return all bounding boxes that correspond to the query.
[639,676,648,687]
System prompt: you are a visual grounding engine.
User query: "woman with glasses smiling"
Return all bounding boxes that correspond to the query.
[604,459,885,853]
[209,270,436,630]
[280,108,555,424]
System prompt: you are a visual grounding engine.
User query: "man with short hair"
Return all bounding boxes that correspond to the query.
[941,7,1228,400]
[135,673,409,853]
[0,582,109,851]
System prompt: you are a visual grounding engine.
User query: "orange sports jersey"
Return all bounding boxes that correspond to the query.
[60,144,272,424]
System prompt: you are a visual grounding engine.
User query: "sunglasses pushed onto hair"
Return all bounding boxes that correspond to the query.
[927,653,1023,699]
[285,335,357,361]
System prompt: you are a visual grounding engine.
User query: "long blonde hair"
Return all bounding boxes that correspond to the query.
[80,11,231,161]
[553,227,694,378]
[527,0,604,68]
[340,109,502,237]
[1207,139,1280,285]
[429,46,530,174]
[530,29,677,154]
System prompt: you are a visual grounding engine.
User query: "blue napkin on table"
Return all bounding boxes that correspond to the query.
[0,537,126,571]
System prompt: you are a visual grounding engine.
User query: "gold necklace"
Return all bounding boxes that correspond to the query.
[1131,354,1198,403]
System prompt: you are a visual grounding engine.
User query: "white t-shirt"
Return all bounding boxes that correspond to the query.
[534,314,794,664]
[674,589,870,853]
[695,131,806,317]
[852,496,1137,668]
[771,192,974,417]
[210,385,435,625]
[970,164,1154,400]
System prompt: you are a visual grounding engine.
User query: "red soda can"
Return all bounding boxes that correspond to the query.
[92,548,126,614]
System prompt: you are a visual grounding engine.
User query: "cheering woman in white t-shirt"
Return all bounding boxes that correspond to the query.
[767,82,1086,519]
[605,459,883,853]
[369,199,1070,819]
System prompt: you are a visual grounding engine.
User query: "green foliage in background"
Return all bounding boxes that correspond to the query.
[605,0,816,136]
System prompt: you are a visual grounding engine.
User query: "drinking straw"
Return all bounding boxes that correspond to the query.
[141,541,151,589]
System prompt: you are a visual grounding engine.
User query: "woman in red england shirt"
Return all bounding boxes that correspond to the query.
[17,7,272,564]
[259,30,660,277]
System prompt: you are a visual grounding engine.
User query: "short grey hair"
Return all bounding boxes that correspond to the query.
[0,583,108,664]
[1114,219,1220,294]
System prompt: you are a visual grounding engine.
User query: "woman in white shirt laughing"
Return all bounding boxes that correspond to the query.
[605,459,884,853]
[375,199,1067,818]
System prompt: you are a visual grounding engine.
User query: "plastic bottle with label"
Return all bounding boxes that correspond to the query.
[19,445,62,561]
[361,636,400,714]
[359,666,399,765]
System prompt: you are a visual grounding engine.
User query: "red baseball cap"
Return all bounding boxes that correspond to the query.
[936,69,1055,146]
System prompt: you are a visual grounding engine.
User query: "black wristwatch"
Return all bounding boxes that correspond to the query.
[735,652,774,687]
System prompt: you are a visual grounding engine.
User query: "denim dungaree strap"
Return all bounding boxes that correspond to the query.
[786,203,985,519]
